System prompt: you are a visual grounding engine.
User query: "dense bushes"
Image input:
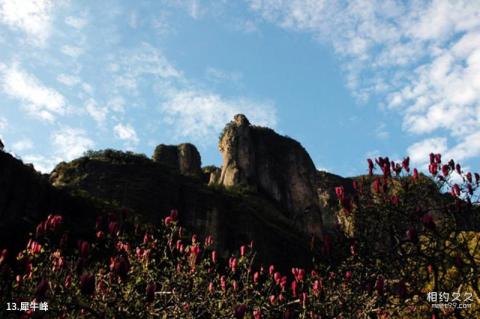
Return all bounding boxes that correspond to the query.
[83,149,150,165]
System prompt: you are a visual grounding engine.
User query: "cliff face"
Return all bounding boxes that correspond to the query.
[0,151,99,251]
[0,117,368,268]
[216,114,323,235]
[152,143,202,177]
[49,151,313,269]
[316,171,353,231]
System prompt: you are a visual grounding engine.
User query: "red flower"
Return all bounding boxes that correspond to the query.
[413,168,419,181]
[0,249,7,265]
[466,172,472,183]
[211,250,217,264]
[428,163,438,176]
[456,163,461,174]
[441,164,449,177]
[274,272,282,285]
[393,162,402,176]
[467,184,473,195]
[78,241,90,259]
[375,276,384,294]
[79,273,95,295]
[253,271,260,283]
[335,186,345,200]
[269,265,275,276]
[108,221,120,236]
[475,173,480,184]
[373,177,381,193]
[27,240,42,255]
[452,184,461,197]
[64,274,72,288]
[208,282,214,293]
[312,280,321,296]
[164,216,173,225]
[234,304,247,319]
[191,245,200,256]
[204,235,214,247]
[240,245,246,257]
[220,275,226,291]
[253,308,262,319]
[300,292,308,307]
[345,270,353,282]
[45,214,63,232]
[229,257,237,273]
[291,280,297,297]
[402,157,410,172]
[421,214,436,230]
[291,268,305,282]
[350,244,357,256]
[367,159,374,176]
[111,255,130,281]
[146,282,156,302]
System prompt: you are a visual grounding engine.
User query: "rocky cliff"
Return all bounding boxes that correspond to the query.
[0,151,100,252]
[152,143,202,176]
[49,150,313,269]
[215,114,323,235]
[0,117,359,269]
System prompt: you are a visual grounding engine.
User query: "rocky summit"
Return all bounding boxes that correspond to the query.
[0,115,352,269]
[215,114,324,236]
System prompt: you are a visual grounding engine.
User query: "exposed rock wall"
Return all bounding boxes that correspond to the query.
[217,114,323,235]
[50,154,313,269]
[0,152,99,252]
[152,143,202,176]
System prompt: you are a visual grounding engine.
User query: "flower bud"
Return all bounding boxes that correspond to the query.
[146,282,156,302]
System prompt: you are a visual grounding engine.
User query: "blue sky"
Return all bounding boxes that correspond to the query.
[0,1,479,176]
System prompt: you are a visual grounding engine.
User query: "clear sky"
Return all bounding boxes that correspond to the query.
[0,1,479,177]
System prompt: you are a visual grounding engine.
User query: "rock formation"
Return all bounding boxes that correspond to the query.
[49,150,313,269]
[216,114,323,235]
[152,143,202,176]
[207,167,222,186]
[0,151,99,252]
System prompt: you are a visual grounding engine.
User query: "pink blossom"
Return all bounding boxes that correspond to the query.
[253,271,259,283]
[211,250,217,264]
[240,245,246,257]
